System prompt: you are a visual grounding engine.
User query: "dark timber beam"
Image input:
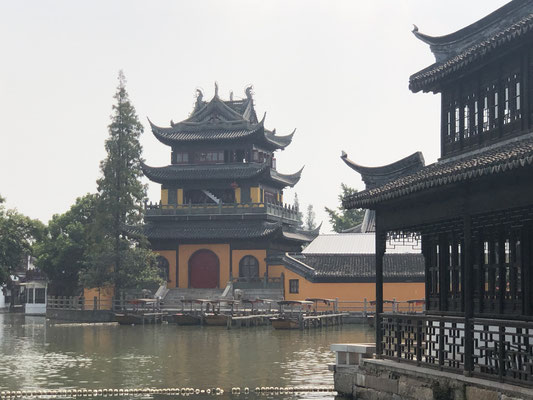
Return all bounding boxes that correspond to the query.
[375,213,386,357]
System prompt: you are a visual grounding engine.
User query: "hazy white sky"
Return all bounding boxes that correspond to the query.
[0,0,509,232]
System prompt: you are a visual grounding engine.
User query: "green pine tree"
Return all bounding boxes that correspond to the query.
[81,71,160,292]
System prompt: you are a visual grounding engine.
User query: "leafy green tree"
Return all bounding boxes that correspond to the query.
[325,183,366,233]
[34,194,97,295]
[0,196,45,285]
[81,71,160,291]
[305,204,316,230]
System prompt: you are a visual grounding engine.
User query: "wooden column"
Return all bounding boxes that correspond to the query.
[523,225,532,316]
[375,216,386,357]
[463,214,474,375]
[439,234,448,312]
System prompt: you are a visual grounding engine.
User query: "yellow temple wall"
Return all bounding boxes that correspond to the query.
[178,244,230,289]
[155,250,177,288]
[177,189,183,205]
[269,265,425,302]
[161,188,168,205]
[82,286,115,310]
[250,187,261,203]
[232,249,267,278]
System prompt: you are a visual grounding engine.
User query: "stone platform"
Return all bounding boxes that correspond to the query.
[330,343,533,400]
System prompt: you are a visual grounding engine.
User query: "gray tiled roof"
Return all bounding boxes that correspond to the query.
[142,161,302,187]
[126,220,283,240]
[343,136,533,209]
[410,2,533,92]
[283,253,424,283]
[149,120,261,143]
[142,162,269,183]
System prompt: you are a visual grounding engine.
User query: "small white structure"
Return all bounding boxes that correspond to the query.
[22,281,47,315]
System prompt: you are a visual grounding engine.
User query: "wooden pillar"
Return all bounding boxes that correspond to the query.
[498,228,506,315]
[439,234,448,312]
[522,225,532,316]
[375,217,386,357]
[463,214,474,375]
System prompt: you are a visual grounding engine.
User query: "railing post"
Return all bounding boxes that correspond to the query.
[93,296,98,311]
[439,319,445,369]
[463,213,474,376]
[498,325,505,382]
[393,298,397,313]
[416,318,423,365]
[395,316,402,361]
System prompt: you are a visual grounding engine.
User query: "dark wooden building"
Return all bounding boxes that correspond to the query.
[133,85,316,290]
[344,0,533,387]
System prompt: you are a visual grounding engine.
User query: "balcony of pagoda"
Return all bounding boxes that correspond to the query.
[144,200,299,223]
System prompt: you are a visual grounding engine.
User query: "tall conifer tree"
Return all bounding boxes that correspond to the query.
[82,71,159,291]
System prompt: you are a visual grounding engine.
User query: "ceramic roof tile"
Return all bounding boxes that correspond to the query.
[343,136,533,209]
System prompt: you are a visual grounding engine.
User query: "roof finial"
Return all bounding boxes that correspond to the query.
[412,24,419,33]
[245,85,253,100]
[214,81,219,97]
[230,91,234,101]
[196,88,203,103]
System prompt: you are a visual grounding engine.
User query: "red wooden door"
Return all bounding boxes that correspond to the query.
[189,250,219,288]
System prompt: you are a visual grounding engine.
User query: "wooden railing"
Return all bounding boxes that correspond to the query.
[145,201,299,222]
[47,296,161,312]
[336,299,425,315]
[379,313,533,387]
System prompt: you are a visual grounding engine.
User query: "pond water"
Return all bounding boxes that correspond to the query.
[0,314,374,399]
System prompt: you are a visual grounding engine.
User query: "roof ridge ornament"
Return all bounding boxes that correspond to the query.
[245,85,253,100]
[214,82,219,98]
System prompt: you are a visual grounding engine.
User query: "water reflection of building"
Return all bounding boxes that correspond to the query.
[342,0,533,392]
[129,85,317,296]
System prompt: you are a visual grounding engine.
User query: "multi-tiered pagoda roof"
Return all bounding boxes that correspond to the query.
[136,84,317,246]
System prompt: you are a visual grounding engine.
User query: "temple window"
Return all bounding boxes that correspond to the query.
[447,110,452,137]
[454,105,460,141]
[156,256,170,282]
[176,152,189,164]
[515,81,521,113]
[239,256,259,280]
[493,90,499,128]
[473,100,479,135]
[289,279,299,294]
[463,105,470,138]
[195,151,224,163]
[483,95,490,132]
[168,189,177,204]
[504,84,510,124]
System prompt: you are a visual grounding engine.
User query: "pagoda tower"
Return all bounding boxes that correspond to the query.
[136,85,317,290]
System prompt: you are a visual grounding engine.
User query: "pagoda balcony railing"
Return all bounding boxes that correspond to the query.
[145,201,299,222]
[379,313,533,387]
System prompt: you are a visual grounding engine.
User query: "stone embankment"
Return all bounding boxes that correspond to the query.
[330,343,533,400]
